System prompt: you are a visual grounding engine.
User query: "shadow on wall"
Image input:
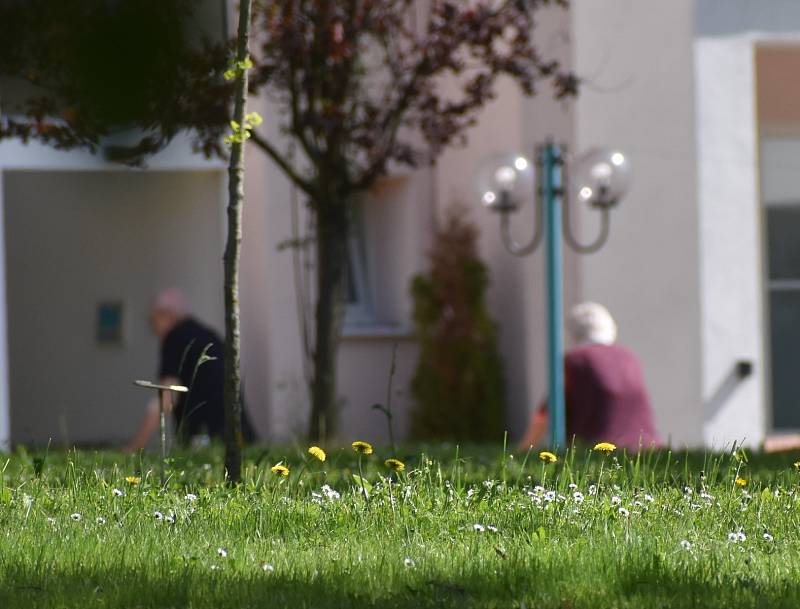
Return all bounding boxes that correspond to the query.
[704,359,754,422]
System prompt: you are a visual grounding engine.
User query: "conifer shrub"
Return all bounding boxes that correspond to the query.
[410,207,506,442]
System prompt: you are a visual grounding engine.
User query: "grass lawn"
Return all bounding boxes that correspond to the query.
[2,442,800,608]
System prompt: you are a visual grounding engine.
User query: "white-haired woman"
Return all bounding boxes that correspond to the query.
[517,302,661,451]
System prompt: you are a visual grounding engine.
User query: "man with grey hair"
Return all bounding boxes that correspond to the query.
[124,288,252,451]
[517,302,661,451]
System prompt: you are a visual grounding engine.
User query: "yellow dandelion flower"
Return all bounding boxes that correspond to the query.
[793,461,800,471]
[125,476,141,485]
[308,446,326,462]
[351,441,373,455]
[384,458,405,472]
[538,451,558,464]
[735,477,747,487]
[271,464,289,477]
[593,442,616,455]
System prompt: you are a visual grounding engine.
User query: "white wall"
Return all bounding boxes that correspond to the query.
[4,170,225,446]
[695,36,765,448]
[572,0,704,446]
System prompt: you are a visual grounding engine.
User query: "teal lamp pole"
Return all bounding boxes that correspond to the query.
[478,143,631,449]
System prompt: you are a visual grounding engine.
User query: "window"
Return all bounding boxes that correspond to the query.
[344,201,373,325]
[766,205,800,430]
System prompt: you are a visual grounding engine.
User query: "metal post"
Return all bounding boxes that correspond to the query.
[542,142,566,448]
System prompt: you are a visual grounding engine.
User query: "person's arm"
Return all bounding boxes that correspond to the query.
[516,399,549,452]
[123,376,180,452]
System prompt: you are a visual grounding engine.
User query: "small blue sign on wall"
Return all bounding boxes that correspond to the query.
[97,302,124,345]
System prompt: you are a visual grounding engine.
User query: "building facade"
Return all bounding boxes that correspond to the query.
[1,0,800,449]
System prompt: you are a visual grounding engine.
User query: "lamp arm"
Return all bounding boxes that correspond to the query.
[499,195,544,256]
[562,202,611,254]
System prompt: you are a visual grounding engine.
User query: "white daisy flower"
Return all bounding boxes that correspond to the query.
[165,513,176,524]
[737,532,746,542]
[403,557,415,568]
[70,513,82,521]
[262,563,275,572]
[184,493,198,501]
[611,496,622,506]
[487,525,499,533]
[153,511,164,521]
[112,488,124,497]
[96,517,106,525]
[763,532,774,542]
[588,485,598,496]
[618,507,630,517]
[321,485,340,501]
[46,517,56,525]
[217,547,228,558]
[680,540,692,550]
[573,492,584,504]
[473,524,485,532]
[568,483,578,491]
[544,491,556,502]
[644,494,654,502]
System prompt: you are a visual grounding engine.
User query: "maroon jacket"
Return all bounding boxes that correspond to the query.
[564,343,661,450]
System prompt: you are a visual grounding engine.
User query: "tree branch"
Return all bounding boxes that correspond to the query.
[249,129,315,196]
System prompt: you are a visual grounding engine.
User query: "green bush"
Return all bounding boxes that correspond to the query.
[410,208,505,441]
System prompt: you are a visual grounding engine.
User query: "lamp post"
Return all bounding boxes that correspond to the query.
[478,141,631,448]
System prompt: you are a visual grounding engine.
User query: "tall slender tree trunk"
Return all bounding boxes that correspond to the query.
[309,202,349,442]
[223,0,252,484]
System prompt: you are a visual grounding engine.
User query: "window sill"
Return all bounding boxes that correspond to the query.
[341,324,414,340]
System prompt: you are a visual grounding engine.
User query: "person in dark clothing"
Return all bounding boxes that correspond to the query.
[124,288,253,451]
[517,302,661,452]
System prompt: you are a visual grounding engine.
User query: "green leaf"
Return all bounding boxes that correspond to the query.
[352,474,373,494]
